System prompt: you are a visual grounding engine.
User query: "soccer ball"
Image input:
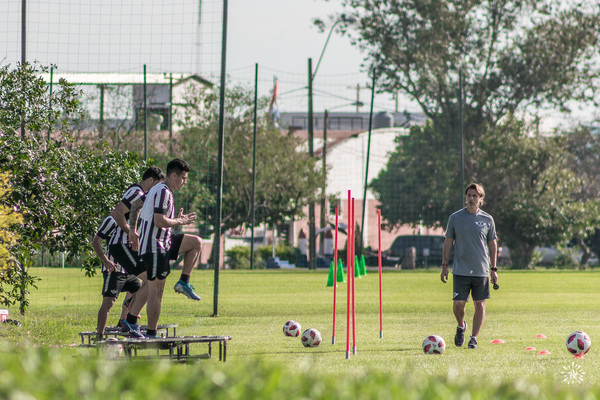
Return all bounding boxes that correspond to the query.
[301,328,322,348]
[566,331,591,356]
[283,320,302,337]
[422,335,446,354]
[103,337,123,359]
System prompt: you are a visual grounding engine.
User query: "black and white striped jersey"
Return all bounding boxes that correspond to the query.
[108,184,146,246]
[138,182,175,256]
[95,216,123,273]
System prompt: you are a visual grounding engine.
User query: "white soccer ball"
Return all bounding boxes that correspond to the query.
[566,331,591,356]
[103,337,123,359]
[283,320,302,337]
[422,335,446,355]
[301,328,322,348]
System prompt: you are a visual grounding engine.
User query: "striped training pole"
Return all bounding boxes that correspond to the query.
[351,197,357,355]
[378,209,383,338]
[345,190,351,359]
[332,206,339,345]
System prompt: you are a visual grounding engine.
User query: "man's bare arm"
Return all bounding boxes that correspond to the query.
[128,199,144,251]
[110,202,130,234]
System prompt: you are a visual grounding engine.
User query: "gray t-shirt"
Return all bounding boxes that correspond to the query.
[445,208,497,277]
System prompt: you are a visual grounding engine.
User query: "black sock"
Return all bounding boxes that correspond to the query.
[126,313,138,325]
[147,329,157,336]
[180,274,190,283]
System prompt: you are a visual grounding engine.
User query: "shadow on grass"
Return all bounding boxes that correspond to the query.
[246,347,415,356]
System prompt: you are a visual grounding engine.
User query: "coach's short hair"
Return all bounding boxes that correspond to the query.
[166,158,191,176]
[142,166,165,181]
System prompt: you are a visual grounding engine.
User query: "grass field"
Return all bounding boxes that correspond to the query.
[1,267,600,398]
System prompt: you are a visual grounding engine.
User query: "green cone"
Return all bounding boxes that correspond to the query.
[337,259,345,282]
[327,260,335,287]
[360,254,367,276]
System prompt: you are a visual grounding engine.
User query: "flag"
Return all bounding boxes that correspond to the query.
[268,76,280,126]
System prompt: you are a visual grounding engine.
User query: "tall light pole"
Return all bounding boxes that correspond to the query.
[307,15,357,269]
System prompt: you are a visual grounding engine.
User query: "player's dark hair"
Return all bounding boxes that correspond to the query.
[142,166,165,181]
[166,158,191,176]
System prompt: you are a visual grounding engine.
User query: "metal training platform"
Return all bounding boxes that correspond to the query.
[110,335,232,362]
[78,324,178,347]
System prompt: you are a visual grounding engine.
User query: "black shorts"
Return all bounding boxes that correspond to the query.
[101,272,142,298]
[452,275,490,301]
[109,243,147,276]
[142,233,184,281]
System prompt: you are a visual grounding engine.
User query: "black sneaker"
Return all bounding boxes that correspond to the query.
[468,336,478,349]
[455,322,467,347]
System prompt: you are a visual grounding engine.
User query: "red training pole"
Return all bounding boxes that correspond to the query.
[345,191,351,359]
[332,206,339,345]
[351,197,357,355]
[378,209,383,338]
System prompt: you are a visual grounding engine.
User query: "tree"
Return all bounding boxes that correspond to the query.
[473,117,600,268]
[172,83,324,264]
[0,173,23,272]
[326,0,600,267]
[0,62,82,140]
[327,0,600,144]
[0,63,152,312]
[372,116,600,268]
[564,126,600,264]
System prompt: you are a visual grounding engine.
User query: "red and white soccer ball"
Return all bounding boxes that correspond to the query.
[422,335,446,355]
[283,320,302,337]
[566,331,591,356]
[301,328,322,348]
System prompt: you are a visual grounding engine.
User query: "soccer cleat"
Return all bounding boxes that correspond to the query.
[455,322,467,347]
[468,336,478,349]
[174,280,201,301]
[117,319,127,332]
[144,333,160,339]
[121,319,144,338]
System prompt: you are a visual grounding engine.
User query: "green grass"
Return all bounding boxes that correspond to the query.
[1,267,600,398]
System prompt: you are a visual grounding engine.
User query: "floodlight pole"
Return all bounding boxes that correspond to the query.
[308,58,316,269]
[250,63,258,270]
[21,0,26,65]
[213,0,229,317]
[360,72,376,255]
[143,64,148,161]
[308,17,356,268]
[459,67,465,207]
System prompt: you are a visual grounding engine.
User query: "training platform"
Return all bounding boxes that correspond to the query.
[78,324,179,347]
[111,335,233,362]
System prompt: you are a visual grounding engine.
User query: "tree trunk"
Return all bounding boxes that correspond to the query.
[576,237,591,270]
[507,241,536,269]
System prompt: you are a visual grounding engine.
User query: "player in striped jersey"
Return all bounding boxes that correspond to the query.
[128,158,202,338]
[91,216,142,341]
[108,166,164,338]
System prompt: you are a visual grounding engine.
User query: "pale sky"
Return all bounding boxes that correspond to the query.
[228,0,365,76]
[0,0,595,121]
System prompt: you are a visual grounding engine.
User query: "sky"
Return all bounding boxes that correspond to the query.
[0,0,400,114]
[225,0,401,114]
[0,0,596,122]
[227,0,364,76]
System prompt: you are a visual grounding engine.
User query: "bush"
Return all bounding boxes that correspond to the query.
[256,243,297,264]
[225,244,265,269]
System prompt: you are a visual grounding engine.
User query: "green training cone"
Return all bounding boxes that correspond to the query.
[337,259,345,282]
[360,254,367,276]
[354,256,361,278]
[326,261,335,287]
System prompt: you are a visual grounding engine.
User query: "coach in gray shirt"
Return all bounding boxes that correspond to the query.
[440,183,498,350]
